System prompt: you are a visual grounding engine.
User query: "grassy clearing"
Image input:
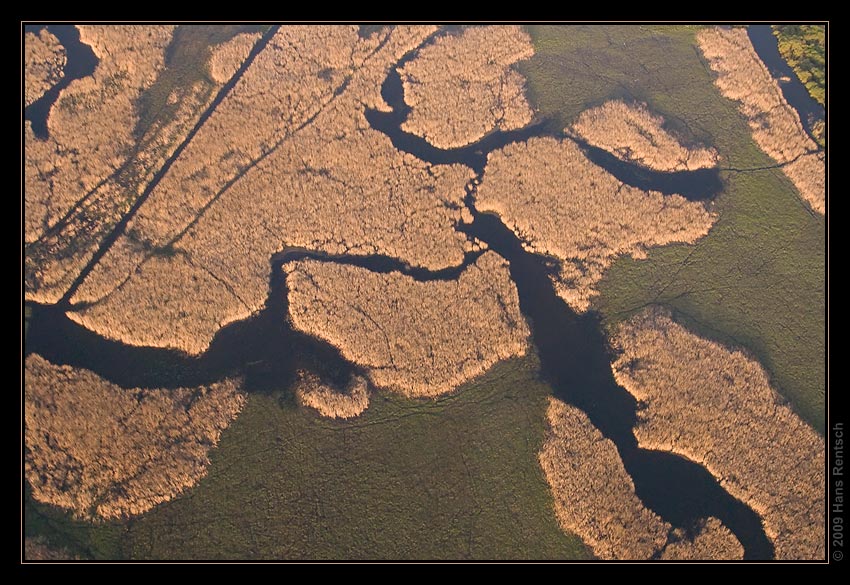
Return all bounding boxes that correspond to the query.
[520,25,825,432]
[126,355,586,560]
[26,354,588,560]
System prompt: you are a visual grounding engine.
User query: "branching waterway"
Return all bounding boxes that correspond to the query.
[25,24,99,140]
[25,26,772,559]
[366,36,770,558]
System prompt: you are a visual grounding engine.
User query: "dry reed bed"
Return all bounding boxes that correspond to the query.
[570,100,718,171]
[284,251,529,398]
[539,397,669,559]
[25,25,173,248]
[25,25,185,304]
[539,397,743,560]
[74,25,421,275]
[610,307,825,560]
[398,25,534,149]
[25,26,269,306]
[25,354,245,520]
[71,26,480,356]
[25,28,65,107]
[475,137,716,312]
[208,32,261,83]
[659,518,744,560]
[294,370,370,419]
[70,253,262,354]
[697,27,824,214]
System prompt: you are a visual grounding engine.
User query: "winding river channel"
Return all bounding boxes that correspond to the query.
[24,25,797,559]
[748,25,825,145]
[25,24,99,140]
[367,45,772,559]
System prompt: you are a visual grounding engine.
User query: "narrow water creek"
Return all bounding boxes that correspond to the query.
[748,24,825,146]
[460,213,773,558]
[27,245,483,395]
[25,25,774,559]
[365,33,771,558]
[25,24,99,140]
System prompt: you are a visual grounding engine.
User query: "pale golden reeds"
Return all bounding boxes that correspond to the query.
[25,354,245,520]
[611,307,825,559]
[476,136,716,312]
[399,25,534,149]
[285,251,529,398]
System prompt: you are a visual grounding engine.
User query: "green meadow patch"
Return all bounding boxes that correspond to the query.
[520,25,825,432]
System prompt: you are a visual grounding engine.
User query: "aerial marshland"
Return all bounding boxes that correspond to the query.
[539,398,744,560]
[611,308,824,559]
[475,136,716,312]
[24,24,826,561]
[398,25,534,148]
[67,26,475,355]
[285,251,528,398]
[697,27,824,214]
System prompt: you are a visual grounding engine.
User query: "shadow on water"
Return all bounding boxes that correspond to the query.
[24,24,99,140]
[576,138,723,201]
[26,257,358,396]
[26,239,486,397]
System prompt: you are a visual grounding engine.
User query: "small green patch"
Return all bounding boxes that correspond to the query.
[24,485,125,560]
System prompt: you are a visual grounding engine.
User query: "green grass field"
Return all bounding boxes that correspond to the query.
[520,25,825,432]
[26,355,589,560]
[25,485,126,560]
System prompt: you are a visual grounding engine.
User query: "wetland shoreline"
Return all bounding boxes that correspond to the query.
[25,25,780,559]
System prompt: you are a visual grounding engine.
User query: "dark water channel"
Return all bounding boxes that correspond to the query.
[366,68,723,202]
[365,39,771,558]
[461,213,773,559]
[748,24,825,145]
[577,138,722,200]
[24,27,772,559]
[27,244,483,394]
[24,24,99,140]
